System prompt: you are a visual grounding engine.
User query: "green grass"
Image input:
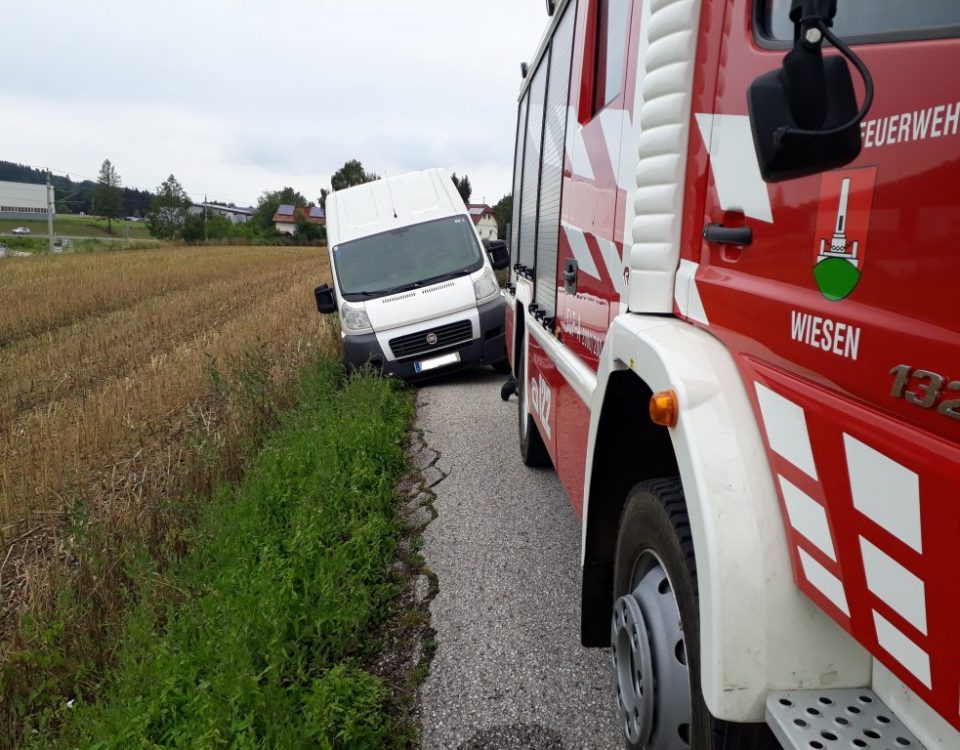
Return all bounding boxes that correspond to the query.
[28,363,414,749]
[0,216,152,239]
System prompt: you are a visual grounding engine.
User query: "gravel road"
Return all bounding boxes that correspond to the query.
[417,368,622,750]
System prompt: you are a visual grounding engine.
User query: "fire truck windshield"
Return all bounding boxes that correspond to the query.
[333,215,484,300]
[763,0,960,41]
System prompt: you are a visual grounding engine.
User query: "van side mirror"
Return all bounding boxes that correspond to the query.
[486,239,510,271]
[748,0,874,182]
[314,283,337,314]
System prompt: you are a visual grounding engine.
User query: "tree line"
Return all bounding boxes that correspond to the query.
[0,160,151,218]
[2,157,513,243]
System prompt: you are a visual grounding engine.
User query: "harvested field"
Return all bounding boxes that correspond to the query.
[0,244,338,745]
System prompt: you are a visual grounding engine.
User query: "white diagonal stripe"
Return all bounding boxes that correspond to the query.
[754,383,818,480]
[798,547,849,616]
[780,476,836,561]
[872,610,931,689]
[844,435,922,553]
[674,260,708,325]
[860,537,927,635]
[695,113,773,223]
[599,108,634,191]
[562,223,600,279]
[565,108,595,181]
[595,235,626,296]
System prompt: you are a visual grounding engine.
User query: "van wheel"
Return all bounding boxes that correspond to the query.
[612,479,778,750]
[516,340,551,468]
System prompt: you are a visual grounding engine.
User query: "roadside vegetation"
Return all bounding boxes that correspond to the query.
[0,245,338,746]
[27,364,414,749]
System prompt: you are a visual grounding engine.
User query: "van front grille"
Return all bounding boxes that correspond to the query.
[390,320,473,359]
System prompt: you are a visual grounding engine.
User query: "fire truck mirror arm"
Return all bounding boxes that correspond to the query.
[747,0,875,183]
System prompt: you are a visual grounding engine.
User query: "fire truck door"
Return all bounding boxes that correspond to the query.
[696,0,960,731]
[556,0,637,371]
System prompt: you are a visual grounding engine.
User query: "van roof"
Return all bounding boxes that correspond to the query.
[326,168,467,247]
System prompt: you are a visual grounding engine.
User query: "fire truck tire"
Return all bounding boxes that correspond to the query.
[612,478,779,750]
[516,342,551,468]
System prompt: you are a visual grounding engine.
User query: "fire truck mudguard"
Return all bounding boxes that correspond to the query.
[581,315,871,723]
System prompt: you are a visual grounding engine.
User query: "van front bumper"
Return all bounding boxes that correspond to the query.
[342,296,507,381]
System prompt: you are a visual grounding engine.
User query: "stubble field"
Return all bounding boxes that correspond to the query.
[0,244,338,743]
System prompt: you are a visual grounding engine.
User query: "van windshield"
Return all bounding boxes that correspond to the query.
[333,215,484,300]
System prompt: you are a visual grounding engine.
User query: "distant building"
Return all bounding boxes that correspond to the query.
[189,203,253,224]
[467,204,499,241]
[272,204,325,235]
[0,180,51,220]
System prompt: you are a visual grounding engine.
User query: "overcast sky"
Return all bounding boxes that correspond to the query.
[3,1,549,207]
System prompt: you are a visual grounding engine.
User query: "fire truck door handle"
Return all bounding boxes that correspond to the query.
[563,259,578,294]
[703,223,753,246]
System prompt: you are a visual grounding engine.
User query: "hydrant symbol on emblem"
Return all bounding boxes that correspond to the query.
[812,166,878,301]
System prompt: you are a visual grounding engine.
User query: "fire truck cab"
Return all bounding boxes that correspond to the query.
[503,0,960,748]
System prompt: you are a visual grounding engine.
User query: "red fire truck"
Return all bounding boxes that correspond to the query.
[503,0,960,748]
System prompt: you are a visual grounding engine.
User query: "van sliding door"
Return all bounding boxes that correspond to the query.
[534,5,576,318]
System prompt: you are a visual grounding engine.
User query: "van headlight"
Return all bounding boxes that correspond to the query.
[341,301,372,332]
[473,267,500,302]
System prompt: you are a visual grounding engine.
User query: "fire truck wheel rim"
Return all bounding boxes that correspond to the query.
[611,551,692,750]
[611,592,655,745]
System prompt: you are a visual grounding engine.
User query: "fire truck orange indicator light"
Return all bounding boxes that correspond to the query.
[650,391,678,427]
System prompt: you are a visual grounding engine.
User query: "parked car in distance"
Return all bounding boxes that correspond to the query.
[11,227,31,235]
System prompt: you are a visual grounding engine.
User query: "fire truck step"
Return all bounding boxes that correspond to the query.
[765,689,926,750]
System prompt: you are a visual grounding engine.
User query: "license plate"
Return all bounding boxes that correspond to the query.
[414,351,460,373]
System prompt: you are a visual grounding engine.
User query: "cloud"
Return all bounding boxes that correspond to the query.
[2,1,549,206]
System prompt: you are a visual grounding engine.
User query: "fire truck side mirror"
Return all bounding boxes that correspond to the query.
[748,0,874,183]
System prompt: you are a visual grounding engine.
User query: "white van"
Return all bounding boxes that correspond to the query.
[314,168,510,380]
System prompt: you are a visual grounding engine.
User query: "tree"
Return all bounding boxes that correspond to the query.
[94,159,123,233]
[318,188,330,211]
[181,211,207,243]
[205,212,236,241]
[330,160,378,192]
[492,194,513,240]
[294,213,325,244]
[451,173,472,205]
[147,174,191,240]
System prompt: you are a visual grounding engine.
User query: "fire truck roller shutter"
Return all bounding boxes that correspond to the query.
[534,3,576,316]
[509,94,529,276]
[580,316,870,722]
[518,59,547,272]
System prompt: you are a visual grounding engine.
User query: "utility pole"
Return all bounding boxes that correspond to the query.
[204,193,208,242]
[46,170,55,253]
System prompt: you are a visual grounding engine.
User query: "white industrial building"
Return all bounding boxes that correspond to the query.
[0,180,52,220]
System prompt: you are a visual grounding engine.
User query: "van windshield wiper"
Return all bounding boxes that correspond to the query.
[354,282,422,297]
[353,269,470,298]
